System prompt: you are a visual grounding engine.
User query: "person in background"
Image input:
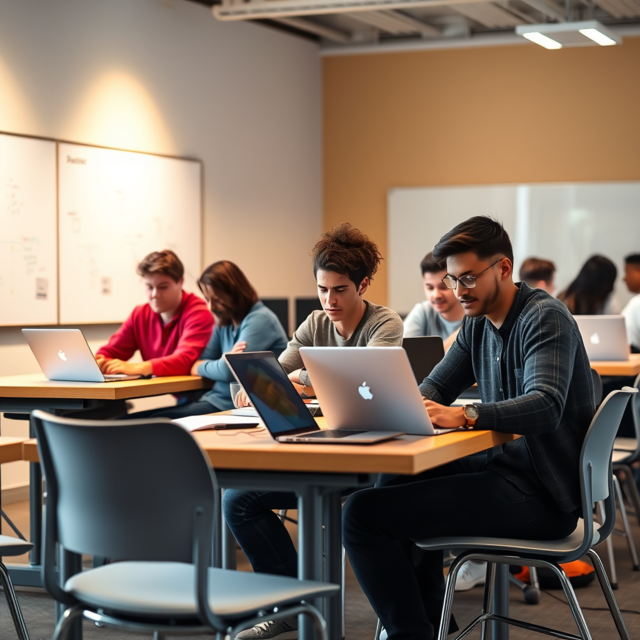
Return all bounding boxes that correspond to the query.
[403,251,464,351]
[96,250,213,377]
[229,223,404,640]
[557,254,621,315]
[622,253,640,352]
[134,260,289,419]
[519,257,556,295]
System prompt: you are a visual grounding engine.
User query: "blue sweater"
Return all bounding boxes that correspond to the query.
[196,301,289,411]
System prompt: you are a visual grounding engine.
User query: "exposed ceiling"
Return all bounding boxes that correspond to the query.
[186,0,640,49]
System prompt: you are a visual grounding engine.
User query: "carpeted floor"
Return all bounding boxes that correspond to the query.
[1,503,639,640]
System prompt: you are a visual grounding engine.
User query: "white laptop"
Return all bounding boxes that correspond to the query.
[22,329,141,382]
[300,347,454,436]
[224,351,402,444]
[574,316,630,362]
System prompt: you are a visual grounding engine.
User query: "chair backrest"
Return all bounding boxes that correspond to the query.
[31,410,217,563]
[579,387,638,545]
[590,368,603,405]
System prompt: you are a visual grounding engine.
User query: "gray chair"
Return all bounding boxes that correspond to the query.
[413,386,637,640]
[0,536,33,640]
[31,410,338,640]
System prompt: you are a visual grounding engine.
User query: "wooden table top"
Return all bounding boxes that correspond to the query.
[22,417,517,476]
[590,354,640,378]
[0,437,28,465]
[0,374,208,401]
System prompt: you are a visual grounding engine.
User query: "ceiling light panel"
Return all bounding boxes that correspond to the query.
[516,19,622,46]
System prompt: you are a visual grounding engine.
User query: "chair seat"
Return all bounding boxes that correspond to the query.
[613,437,637,452]
[612,449,634,464]
[0,535,33,556]
[415,519,598,559]
[65,561,339,620]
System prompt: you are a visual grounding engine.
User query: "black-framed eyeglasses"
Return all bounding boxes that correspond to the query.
[441,259,502,290]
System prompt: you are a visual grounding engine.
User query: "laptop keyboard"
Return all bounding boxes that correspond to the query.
[303,429,367,438]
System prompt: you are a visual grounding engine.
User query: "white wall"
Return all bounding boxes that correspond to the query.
[0,0,323,489]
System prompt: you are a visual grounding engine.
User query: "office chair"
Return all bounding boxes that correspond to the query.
[31,411,338,640]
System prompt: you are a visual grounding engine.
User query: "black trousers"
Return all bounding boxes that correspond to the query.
[342,456,578,640]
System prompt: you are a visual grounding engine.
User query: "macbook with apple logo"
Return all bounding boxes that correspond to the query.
[224,351,402,444]
[574,316,630,361]
[22,329,141,382]
[300,347,453,436]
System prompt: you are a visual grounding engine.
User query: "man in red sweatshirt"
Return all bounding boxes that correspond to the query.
[96,250,214,377]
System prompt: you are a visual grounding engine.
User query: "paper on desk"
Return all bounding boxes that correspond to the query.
[172,414,262,432]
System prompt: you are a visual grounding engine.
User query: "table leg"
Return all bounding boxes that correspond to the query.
[297,486,323,640]
[323,491,343,640]
[29,414,42,566]
[491,564,509,640]
[221,492,236,570]
[57,548,83,640]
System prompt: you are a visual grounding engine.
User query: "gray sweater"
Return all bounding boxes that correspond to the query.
[279,300,404,387]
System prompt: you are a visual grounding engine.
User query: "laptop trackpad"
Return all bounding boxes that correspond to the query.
[303,429,367,439]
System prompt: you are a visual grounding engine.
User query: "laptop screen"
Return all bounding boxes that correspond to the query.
[225,352,318,436]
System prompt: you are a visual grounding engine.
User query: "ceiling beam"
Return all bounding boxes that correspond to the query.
[518,0,567,21]
[274,16,353,40]
[348,10,442,35]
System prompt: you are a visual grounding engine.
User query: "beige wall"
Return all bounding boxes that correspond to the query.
[323,37,640,306]
[0,0,323,489]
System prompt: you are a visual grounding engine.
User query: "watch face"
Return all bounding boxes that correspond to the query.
[465,405,479,420]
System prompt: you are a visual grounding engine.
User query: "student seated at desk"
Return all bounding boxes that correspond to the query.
[96,250,213,377]
[403,251,464,351]
[136,260,289,419]
[622,253,640,353]
[228,223,403,640]
[557,254,621,315]
[519,256,556,295]
[342,217,595,640]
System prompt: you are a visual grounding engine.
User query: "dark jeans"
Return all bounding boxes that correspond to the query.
[342,456,578,640]
[127,400,219,420]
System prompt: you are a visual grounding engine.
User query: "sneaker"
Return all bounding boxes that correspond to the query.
[235,617,298,639]
[454,560,487,591]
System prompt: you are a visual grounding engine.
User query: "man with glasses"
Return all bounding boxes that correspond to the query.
[343,216,595,640]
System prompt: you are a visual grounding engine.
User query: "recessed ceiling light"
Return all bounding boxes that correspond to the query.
[522,32,562,49]
[516,20,621,49]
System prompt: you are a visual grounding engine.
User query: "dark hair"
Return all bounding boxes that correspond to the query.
[558,255,617,315]
[432,216,513,264]
[519,257,556,286]
[198,261,258,326]
[137,250,184,283]
[625,253,640,266]
[420,251,445,275]
[312,223,382,287]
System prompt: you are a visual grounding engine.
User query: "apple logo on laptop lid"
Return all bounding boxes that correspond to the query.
[58,350,68,361]
[359,382,373,400]
[590,333,600,345]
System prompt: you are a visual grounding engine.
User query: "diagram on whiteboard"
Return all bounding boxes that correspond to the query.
[0,134,57,325]
[58,143,201,324]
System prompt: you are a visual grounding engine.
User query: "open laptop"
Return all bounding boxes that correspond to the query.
[300,347,455,436]
[22,329,141,382]
[224,351,402,444]
[574,316,630,361]
[402,336,445,384]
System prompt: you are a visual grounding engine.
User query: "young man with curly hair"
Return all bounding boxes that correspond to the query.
[228,223,403,640]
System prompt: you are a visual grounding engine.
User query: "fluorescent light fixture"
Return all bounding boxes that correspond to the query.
[579,28,617,46]
[516,20,621,48]
[522,32,562,49]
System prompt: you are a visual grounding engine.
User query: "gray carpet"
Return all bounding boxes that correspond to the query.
[2,527,640,640]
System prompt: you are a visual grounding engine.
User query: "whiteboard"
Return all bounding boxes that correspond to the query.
[388,183,640,315]
[0,133,57,326]
[58,143,202,324]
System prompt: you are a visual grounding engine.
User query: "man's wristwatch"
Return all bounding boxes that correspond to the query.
[462,404,479,429]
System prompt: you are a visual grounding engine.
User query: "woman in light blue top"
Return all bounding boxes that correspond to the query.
[140,260,288,419]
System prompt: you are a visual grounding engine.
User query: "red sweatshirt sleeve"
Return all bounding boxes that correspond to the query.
[96,311,140,361]
[148,302,214,376]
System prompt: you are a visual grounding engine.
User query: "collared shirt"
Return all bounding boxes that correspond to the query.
[420,282,595,514]
[97,291,214,376]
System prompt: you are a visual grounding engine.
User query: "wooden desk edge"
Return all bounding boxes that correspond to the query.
[0,437,29,464]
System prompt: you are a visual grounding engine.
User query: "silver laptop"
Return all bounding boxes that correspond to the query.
[224,351,402,444]
[300,347,453,436]
[574,316,630,361]
[22,329,141,382]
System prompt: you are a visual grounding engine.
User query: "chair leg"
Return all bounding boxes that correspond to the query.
[599,501,618,588]
[153,633,166,640]
[480,562,495,640]
[437,554,466,640]
[614,475,640,570]
[545,562,592,640]
[342,546,346,640]
[0,562,29,640]
[52,605,84,640]
[587,549,632,640]
[373,618,382,640]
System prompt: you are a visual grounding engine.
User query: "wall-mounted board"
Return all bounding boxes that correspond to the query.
[58,143,202,324]
[0,133,57,326]
[388,183,640,315]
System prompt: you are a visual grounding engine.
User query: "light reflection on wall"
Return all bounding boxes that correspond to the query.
[0,56,38,132]
[64,70,174,153]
